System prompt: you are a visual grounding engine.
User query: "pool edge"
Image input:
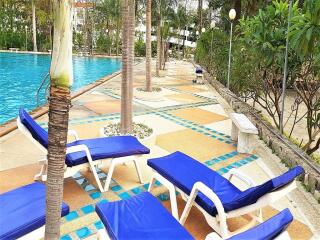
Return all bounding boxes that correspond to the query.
[0,69,122,137]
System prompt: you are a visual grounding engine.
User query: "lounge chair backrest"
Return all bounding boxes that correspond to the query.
[227,208,293,240]
[224,166,304,212]
[19,108,48,148]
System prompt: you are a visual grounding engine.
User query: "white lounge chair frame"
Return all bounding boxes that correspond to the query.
[17,116,143,192]
[17,226,45,240]
[205,231,291,240]
[148,168,296,239]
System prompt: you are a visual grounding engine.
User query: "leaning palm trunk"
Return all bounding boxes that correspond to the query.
[32,0,37,52]
[145,0,152,91]
[156,1,161,77]
[44,0,73,239]
[120,0,135,134]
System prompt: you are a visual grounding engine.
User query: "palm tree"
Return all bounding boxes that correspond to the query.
[145,0,152,91]
[44,0,73,239]
[156,0,161,77]
[32,0,37,52]
[198,0,203,33]
[120,0,135,133]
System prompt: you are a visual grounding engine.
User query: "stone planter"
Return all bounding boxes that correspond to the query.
[99,123,156,147]
[133,87,164,102]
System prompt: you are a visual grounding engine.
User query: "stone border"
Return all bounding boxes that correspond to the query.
[204,71,320,202]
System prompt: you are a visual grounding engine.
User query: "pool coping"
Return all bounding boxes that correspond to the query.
[0,69,122,137]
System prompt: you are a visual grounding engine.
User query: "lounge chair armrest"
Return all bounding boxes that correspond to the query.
[68,129,79,141]
[180,182,228,237]
[66,144,93,162]
[205,232,223,240]
[226,169,256,187]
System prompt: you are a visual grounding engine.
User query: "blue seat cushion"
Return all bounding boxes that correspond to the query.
[96,192,194,240]
[228,208,293,240]
[19,108,48,148]
[0,182,69,239]
[66,136,150,167]
[148,151,242,216]
[19,108,150,167]
[147,151,303,216]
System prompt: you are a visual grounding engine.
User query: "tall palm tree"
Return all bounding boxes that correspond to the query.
[44,0,73,239]
[120,0,135,133]
[32,0,37,52]
[145,0,152,91]
[198,0,203,33]
[156,0,161,77]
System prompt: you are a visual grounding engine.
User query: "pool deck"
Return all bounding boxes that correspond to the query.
[0,60,319,239]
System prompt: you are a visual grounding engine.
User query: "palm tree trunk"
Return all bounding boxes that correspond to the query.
[44,0,73,239]
[198,0,203,34]
[32,0,37,52]
[116,18,120,56]
[156,1,161,77]
[120,0,134,134]
[145,0,152,91]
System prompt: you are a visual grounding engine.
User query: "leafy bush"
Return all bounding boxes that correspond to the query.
[135,38,146,57]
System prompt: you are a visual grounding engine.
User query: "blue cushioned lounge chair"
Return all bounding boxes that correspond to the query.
[0,182,69,240]
[95,191,293,240]
[17,108,150,192]
[147,151,303,239]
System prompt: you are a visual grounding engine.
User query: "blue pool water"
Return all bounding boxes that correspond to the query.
[0,52,121,124]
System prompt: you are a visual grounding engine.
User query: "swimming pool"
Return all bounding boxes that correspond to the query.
[0,52,121,125]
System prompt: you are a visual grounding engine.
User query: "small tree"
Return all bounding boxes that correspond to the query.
[290,0,320,154]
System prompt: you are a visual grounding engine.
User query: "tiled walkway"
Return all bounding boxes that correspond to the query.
[0,60,317,239]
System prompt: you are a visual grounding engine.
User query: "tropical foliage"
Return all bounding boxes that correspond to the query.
[196,0,320,155]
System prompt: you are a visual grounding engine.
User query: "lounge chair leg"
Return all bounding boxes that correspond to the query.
[97,229,110,240]
[168,184,179,220]
[133,159,143,184]
[148,175,156,192]
[89,163,104,193]
[34,161,47,181]
[103,159,116,192]
[151,172,179,219]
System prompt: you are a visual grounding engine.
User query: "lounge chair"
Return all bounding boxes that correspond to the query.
[147,151,303,239]
[17,108,150,192]
[0,182,69,239]
[95,191,293,240]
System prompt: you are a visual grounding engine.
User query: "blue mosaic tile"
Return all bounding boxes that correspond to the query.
[90,191,101,199]
[75,178,85,185]
[131,187,142,194]
[81,204,95,214]
[119,192,131,200]
[84,184,96,192]
[99,199,109,204]
[232,162,242,168]
[220,168,228,173]
[76,227,91,239]
[98,172,107,178]
[94,221,104,230]
[111,185,122,192]
[158,193,170,201]
[143,183,150,189]
[206,161,214,166]
[65,211,79,221]
[73,172,82,179]
[226,165,234,170]
[239,159,248,164]
[60,234,72,240]
[251,155,258,159]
